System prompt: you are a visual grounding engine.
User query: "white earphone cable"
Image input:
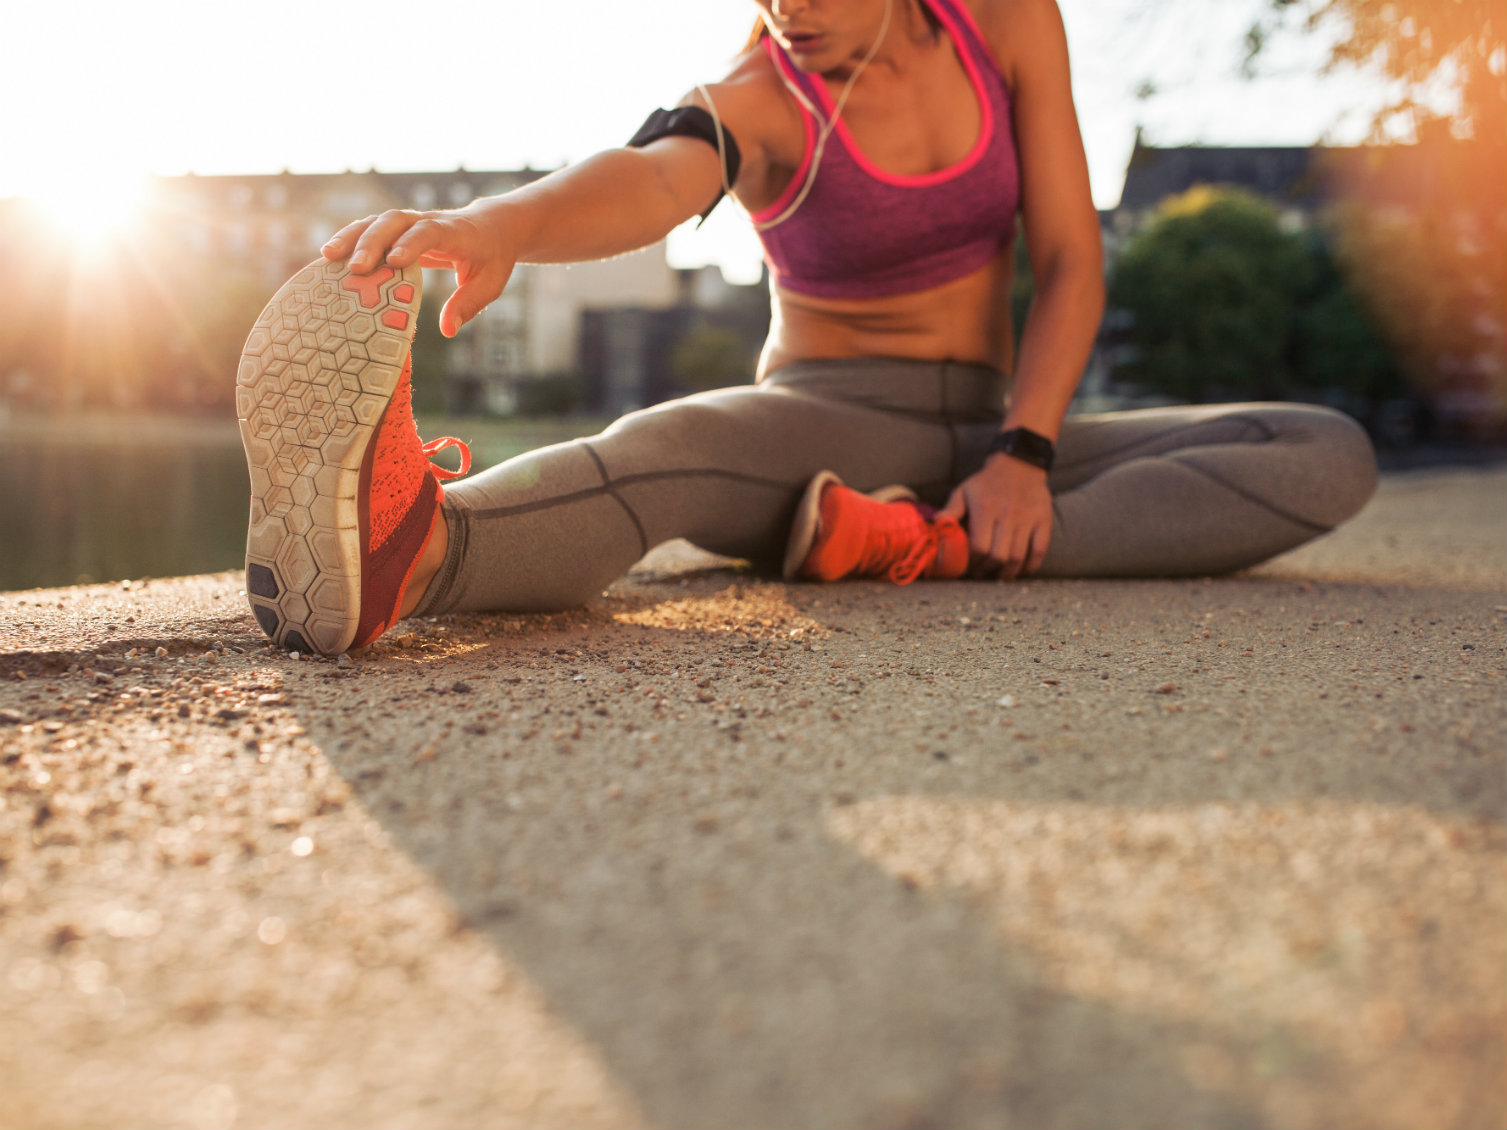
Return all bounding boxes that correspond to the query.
[756,0,894,231]
[695,0,895,232]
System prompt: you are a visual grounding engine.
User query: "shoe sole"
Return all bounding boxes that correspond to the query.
[235,257,423,656]
[781,471,918,581]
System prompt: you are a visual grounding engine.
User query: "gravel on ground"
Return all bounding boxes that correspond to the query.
[1,466,1503,1130]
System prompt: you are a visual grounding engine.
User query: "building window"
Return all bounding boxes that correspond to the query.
[413,183,436,210]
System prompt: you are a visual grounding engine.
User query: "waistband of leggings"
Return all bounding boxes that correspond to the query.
[760,357,1006,420]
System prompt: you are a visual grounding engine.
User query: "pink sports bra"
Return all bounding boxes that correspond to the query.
[753,0,1020,300]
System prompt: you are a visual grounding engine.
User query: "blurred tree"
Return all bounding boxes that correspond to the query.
[1108,187,1311,401]
[1248,0,1506,423]
[1248,0,1504,144]
[671,324,754,392]
[1290,232,1406,413]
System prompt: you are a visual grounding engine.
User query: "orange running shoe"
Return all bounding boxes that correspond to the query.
[782,470,969,584]
[237,259,470,656]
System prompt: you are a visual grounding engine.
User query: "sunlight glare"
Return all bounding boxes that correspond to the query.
[28,176,149,248]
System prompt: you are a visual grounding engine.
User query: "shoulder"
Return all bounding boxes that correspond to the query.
[681,41,804,156]
[955,0,1069,87]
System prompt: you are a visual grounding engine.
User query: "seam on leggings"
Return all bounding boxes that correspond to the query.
[1055,413,1278,473]
[461,466,797,524]
[940,364,962,483]
[1166,454,1331,534]
[582,442,651,558]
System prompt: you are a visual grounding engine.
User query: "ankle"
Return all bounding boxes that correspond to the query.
[398,514,449,618]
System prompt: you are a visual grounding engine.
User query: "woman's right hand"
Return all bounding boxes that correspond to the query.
[321,205,517,338]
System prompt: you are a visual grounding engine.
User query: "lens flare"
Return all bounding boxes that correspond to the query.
[26,175,149,254]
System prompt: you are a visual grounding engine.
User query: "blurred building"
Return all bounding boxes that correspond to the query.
[141,167,767,416]
[149,167,545,289]
[579,267,772,416]
[1104,135,1328,257]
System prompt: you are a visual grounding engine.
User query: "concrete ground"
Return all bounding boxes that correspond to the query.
[0,465,1502,1130]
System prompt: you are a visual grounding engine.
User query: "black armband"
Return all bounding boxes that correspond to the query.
[627,105,742,221]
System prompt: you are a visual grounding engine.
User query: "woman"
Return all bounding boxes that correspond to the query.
[236,0,1376,658]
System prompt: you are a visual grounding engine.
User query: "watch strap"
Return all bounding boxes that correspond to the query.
[986,427,1056,471]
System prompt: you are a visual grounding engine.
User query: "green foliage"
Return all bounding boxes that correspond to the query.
[516,371,586,417]
[1109,186,1409,411]
[1246,0,1506,416]
[1291,235,1406,405]
[671,325,754,392]
[1108,187,1312,401]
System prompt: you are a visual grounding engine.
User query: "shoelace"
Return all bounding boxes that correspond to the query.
[885,525,943,585]
[420,436,471,482]
[850,503,944,585]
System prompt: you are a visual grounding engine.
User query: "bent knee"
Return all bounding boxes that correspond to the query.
[1289,406,1378,527]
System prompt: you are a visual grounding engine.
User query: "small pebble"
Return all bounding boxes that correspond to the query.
[451,682,472,694]
[1155,682,1177,695]
[155,647,168,658]
[0,709,23,725]
[94,672,114,685]
[996,694,1014,708]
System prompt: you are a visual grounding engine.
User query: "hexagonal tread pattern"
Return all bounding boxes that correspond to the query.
[237,257,422,655]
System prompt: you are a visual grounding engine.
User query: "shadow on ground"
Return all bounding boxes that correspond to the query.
[283,567,1503,1129]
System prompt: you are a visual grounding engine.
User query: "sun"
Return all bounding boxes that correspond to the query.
[27,175,149,249]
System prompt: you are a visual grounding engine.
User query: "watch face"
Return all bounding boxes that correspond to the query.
[990,428,1054,470]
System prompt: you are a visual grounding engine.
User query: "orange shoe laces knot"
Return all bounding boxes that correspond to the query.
[884,523,943,585]
[420,437,471,481]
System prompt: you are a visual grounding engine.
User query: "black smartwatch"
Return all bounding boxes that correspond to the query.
[986,427,1055,471]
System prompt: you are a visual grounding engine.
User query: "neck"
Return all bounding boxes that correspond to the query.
[832,0,937,81]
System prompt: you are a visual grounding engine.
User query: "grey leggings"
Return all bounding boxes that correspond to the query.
[416,359,1378,615]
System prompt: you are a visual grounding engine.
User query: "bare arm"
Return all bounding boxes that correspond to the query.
[997,0,1104,441]
[322,121,729,336]
[942,0,1104,577]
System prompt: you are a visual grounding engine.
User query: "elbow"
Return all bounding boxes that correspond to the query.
[1035,247,1104,317]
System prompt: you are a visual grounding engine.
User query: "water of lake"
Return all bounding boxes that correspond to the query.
[0,413,599,592]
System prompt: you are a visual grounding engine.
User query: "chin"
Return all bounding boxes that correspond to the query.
[785,46,841,74]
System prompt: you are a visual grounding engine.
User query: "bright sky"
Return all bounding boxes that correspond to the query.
[2,0,1388,283]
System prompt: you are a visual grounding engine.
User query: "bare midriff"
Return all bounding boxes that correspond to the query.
[756,246,1016,379]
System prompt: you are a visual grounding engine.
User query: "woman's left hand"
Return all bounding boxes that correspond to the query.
[939,454,1053,578]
